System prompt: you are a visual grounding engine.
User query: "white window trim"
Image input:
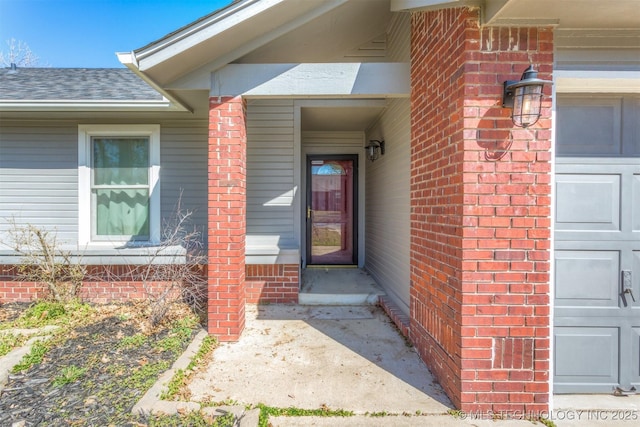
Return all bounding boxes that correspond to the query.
[78,124,161,247]
[555,70,640,93]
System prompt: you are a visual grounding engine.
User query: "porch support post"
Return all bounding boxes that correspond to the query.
[410,8,553,413]
[207,95,247,342]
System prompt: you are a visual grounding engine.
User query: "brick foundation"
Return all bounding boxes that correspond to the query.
[0,264,205,304]
[246,264,299,304]
[410,8,552,412]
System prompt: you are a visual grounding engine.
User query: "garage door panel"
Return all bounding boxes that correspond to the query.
[555,94,639,393]
[633,174,640,231]
[555,250,620,307]
[556,97,622,156]
[555,174,620,231]
[554,327,619,386]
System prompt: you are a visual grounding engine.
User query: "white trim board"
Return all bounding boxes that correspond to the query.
[211,63,410,98]
[555,70,640,93]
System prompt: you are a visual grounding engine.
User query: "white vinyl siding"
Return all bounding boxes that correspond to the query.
[0,123,78,247]
[246,99,297,249]
[160,121,208,246]
[387,12,410,62]
[302,131,364,152]
[363,15,411,314]
[0,120,209,255]
[365,98,411,315]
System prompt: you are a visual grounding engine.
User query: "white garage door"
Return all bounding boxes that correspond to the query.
[554,95,640,393]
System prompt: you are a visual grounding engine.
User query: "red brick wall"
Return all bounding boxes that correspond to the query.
[207,96,247,342]
[410,8,552,413]
[0,264,204,304]
[246,264,299,304]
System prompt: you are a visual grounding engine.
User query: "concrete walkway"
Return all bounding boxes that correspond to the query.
[186,304,640,426]
[188,305,451,415]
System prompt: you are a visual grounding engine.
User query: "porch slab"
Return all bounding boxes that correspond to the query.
[187,304,452,415]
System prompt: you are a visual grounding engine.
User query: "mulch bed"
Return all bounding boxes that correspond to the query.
[0,302,200,426]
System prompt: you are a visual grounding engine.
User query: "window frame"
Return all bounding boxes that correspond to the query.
[78,124,160,246]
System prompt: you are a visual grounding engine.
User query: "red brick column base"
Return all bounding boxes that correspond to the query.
[410,8,552,413]
[207,96,247,342]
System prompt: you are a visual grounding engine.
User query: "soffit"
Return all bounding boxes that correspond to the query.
[392,0,639,29]
[484,0,640,29]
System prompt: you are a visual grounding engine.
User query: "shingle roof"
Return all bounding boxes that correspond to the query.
[0,67,163,101]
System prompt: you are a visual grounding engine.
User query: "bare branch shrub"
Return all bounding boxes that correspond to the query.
[5,221,86,303]
[102,199,208,328]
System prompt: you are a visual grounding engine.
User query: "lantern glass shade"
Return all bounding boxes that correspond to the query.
[364,140,384,162]
[512,84,543,128]
[502,65,551,128]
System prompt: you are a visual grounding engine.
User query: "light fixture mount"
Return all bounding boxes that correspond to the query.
[502,65,551,128]
[365,140,385,162]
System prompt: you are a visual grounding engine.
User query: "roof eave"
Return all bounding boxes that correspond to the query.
[132,0,278,70]
[0,99,176,112]
[117,52,193,113]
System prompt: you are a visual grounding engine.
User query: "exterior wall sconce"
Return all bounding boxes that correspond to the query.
[502,65,551,128]
[365,140,385,162]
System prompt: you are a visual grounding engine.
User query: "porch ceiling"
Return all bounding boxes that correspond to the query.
[301,105,385,131]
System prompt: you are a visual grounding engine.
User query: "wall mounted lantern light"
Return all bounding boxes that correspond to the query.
[502,65,551,128]
[364,140,385,162]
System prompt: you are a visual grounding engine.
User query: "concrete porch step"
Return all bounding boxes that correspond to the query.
[299,267,385,305]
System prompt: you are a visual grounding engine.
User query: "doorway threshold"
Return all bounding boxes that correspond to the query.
[299,267,385,305]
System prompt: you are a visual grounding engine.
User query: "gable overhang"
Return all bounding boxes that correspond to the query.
[123,0,349,86]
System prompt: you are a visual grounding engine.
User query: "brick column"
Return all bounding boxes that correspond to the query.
[410,8,553,413]
[207,96,247,341]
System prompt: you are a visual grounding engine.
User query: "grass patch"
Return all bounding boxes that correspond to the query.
[53,365,86,387]
[161,335,217,400]
[118,333,147,349]
[11,339,49,373]
[257,403,354,427]
[146,411,236,426]
[19,301,67,327]
[0,332,27,357]
[538,417,557,427]
[447,409,465,418]
[155,316,198,354]
[123,360,171,390]
[6,300,93,330]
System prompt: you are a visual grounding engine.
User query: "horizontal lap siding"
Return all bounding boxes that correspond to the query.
[0,123,78,246]
[246,100,296,246]
[365,12,411,315]
[366,98,411,315]
[0,119,209,250]
[160,121,209,249]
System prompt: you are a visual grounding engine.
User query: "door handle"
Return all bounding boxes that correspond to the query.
[307,206,312,219]
[622,270,635,302]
